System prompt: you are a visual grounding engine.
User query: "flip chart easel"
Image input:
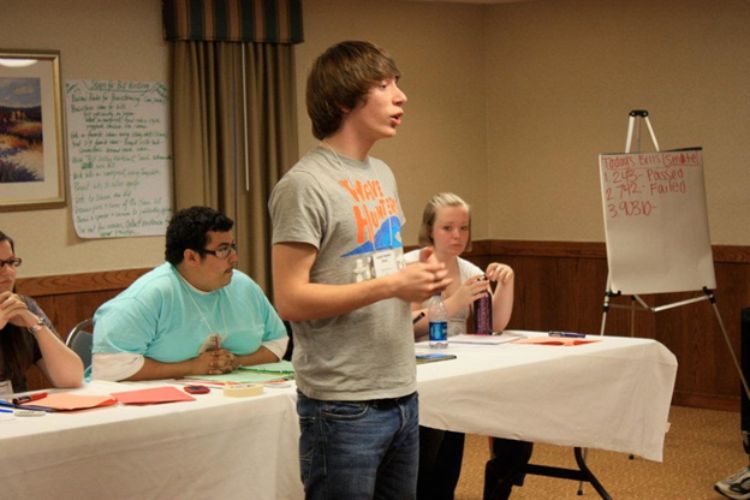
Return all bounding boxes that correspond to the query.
[599,110,750,403]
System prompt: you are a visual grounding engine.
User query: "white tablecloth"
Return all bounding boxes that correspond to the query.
[416,330,678,462]
[0,331,676,499]
[0,380,303,500]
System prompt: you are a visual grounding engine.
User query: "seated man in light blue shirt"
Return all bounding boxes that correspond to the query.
[92,206,288,381]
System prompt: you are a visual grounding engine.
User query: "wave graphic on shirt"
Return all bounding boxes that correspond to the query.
[342,215,403,257]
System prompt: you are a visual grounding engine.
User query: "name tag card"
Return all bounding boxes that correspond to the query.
[372,250,400,278]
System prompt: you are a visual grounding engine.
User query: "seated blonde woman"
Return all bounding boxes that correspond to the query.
[405,193,531,500]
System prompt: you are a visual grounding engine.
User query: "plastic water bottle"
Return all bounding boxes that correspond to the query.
[473,278,493,335]
[428,293,448,348]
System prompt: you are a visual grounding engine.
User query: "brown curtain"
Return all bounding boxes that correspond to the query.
[169,41,297,292]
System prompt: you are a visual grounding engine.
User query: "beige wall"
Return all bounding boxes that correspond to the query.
[3,0,748,279]
[2,0,168,277]
[485,0,750,244]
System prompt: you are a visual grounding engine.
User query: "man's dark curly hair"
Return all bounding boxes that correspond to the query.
[165,206,233,265]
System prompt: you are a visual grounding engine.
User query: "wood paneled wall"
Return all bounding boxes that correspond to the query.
[16,240,750,411]
[464,240,750,412]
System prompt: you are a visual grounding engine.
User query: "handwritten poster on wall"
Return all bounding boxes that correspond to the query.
[599,148,715,295]
[65,80,172,238]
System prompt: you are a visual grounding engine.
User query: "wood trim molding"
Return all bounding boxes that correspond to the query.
[713,244,750,263]
[673,391,739,412]
[463,240,750,263]
[17,241,749,297]
[486,240,606,259]
[15,268,151,297]
[13,241,750,297]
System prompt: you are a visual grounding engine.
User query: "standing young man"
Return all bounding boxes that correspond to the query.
[269,41,450,499]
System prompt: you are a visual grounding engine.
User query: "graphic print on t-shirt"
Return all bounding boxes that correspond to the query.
[338,177,403,257]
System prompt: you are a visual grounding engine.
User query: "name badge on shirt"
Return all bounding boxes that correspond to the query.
[0,379,13,398]
[371,249,402,278]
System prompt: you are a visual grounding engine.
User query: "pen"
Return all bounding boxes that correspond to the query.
[12,392,48,405]
[548,331,586,338]
[0,408,13,414]
[412,312,426,325]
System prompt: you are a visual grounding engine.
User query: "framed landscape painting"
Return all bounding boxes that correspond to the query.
[0,50,66,210]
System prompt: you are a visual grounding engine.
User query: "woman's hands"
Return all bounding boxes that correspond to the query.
[450,263,513,310]
[485,263,514,286]
[0,291,39,330]
[0,291,86,388]
[451,275,491,309]
[485,263,515,332]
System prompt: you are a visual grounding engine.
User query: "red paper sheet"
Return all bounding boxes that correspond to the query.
[513,337,599,346]
[111,386,196,405]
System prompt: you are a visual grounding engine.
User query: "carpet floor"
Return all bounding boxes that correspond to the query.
[454,405,745,499]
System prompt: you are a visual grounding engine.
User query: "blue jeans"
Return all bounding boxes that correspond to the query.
[296,391,420,500]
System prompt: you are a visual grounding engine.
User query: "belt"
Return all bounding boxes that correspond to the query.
[367,392,416,410]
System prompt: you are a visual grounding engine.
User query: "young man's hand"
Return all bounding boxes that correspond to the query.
[390,247,451,303]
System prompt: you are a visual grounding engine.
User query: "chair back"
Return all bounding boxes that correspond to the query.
[66,318,94,369]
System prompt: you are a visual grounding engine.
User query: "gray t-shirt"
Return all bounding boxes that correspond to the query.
[269,146,416,401]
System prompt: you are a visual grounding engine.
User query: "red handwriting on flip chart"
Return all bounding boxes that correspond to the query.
[602,152,695,219]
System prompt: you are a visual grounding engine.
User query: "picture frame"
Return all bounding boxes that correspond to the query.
[0,49,66,210]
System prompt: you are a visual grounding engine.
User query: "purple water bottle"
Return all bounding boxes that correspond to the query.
[472,278,493,335]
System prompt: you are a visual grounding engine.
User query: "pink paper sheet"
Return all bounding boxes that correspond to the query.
[25,393,117,411]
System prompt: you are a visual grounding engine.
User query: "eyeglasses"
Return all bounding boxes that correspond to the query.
[202,243,237,259]
[0,258,22,269]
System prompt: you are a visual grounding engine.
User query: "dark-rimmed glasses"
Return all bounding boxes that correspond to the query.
[201,243,237,259]
[0,258,22,269]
